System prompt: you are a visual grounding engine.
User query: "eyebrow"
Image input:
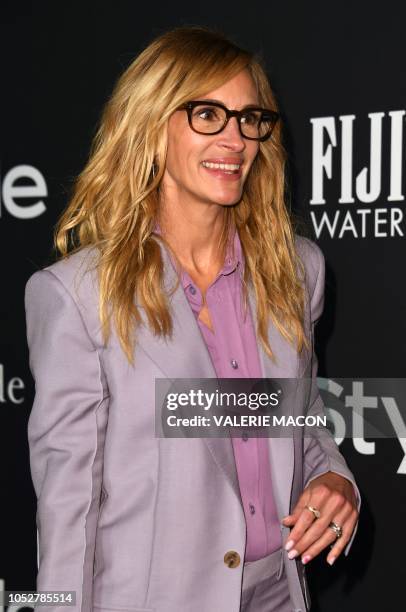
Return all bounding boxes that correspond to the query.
[196,98,261,109]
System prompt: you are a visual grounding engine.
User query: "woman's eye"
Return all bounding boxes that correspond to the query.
[195,108,218,121]
[241,112,258,125]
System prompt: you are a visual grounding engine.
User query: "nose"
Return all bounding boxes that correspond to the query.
[217,116,245,151]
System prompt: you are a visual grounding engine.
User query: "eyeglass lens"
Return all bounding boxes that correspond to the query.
[190,104,275,139]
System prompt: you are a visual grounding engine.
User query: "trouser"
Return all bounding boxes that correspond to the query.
[240,548,293,612]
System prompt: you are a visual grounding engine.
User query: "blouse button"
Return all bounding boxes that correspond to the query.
[189,285,196,295]
[230,359,238,369]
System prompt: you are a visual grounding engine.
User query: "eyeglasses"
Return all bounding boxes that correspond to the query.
[177,100,280,142]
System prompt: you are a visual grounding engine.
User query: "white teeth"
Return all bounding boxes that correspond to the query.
[202,161,241,171]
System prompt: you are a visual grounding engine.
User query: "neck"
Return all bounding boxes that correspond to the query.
[156,196,231,278]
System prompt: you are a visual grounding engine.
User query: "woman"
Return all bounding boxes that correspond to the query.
[25,26,360,612]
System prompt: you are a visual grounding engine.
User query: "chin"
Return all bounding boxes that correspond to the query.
[209,190,243,207]
[218,199,241,207]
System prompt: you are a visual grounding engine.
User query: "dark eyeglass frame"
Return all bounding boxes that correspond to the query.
[177,100,280,142]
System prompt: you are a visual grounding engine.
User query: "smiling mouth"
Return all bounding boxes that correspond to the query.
[201,161,242,174]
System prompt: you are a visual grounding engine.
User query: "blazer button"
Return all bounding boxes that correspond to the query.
[224,550,241,568]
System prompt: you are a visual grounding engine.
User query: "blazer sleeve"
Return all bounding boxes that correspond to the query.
[302,242,361,556]
[25,268,109,612]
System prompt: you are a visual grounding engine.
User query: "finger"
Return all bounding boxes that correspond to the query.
[326,508,359,565]
[282,491,311,525]
[284,491,332,551]
[284,507,320,553]
[282,511,301,525]
[286,493,349,558]
[299,521,338,565]
[299,504,355,565]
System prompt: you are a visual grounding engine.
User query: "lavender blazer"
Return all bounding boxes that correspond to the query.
[25,235,360,612]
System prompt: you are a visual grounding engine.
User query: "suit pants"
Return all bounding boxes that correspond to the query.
[240,548,293,612]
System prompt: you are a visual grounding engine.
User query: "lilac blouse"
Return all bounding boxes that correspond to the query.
[161,226,282,561]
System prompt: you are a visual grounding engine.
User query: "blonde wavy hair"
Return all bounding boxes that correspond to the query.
[54,25,308,365]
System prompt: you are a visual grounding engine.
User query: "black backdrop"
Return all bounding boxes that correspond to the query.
[2,1,405,610]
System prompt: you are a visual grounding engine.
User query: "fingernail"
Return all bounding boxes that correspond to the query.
[288,549,298,560]
[327,556,336,566]
[302,555,311,564]
[284,539,294,551]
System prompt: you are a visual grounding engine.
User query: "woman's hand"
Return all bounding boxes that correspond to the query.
[281,471,359,566]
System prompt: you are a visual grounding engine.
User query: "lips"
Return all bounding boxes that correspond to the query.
[200,158,243,180]
[201,164,242,181]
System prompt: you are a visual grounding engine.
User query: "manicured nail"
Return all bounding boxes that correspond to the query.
[327,556,336,566]
[288,549,298,560]
[284,539,294,551]
[302,555,311,564]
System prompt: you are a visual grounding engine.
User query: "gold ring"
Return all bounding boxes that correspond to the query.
[305,505,321,519]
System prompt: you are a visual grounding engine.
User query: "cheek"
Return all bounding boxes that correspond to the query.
[243,144,260,177]
[248,142,260,164]
[166,131,202,176]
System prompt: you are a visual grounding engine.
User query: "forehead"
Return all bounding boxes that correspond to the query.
[198,69,259,109]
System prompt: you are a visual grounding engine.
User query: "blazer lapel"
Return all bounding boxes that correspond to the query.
[135,240,297,515]
[134,243,243,501]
